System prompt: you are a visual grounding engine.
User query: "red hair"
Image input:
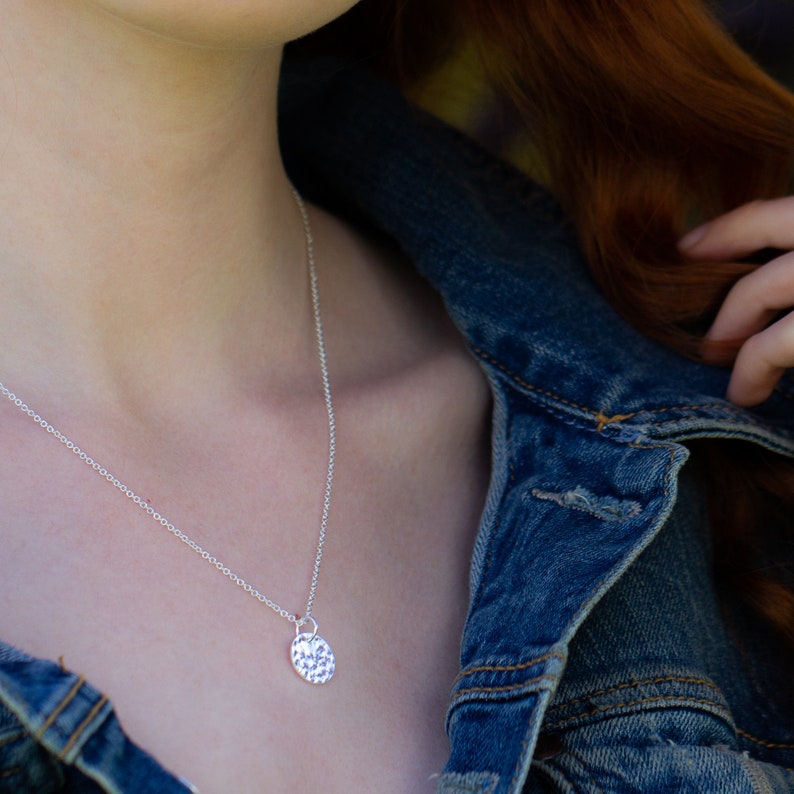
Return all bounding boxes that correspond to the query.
[300,0,794,648]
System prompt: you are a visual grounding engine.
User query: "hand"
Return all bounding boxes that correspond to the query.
[679,196,794,407]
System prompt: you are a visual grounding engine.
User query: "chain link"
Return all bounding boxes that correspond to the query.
[0,189,335,630]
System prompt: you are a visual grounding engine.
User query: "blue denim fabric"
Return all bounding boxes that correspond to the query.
[2,56,794,792]
[524,465,794,793]
[280,58,794,792]
[0,643,192,793]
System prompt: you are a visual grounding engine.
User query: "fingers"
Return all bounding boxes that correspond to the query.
[679,195,794,261]
[706,250,794,343]
[727,310,794,406]
[678,197,794,406]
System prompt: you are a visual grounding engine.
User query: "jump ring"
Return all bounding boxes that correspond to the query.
[295,615,319,642]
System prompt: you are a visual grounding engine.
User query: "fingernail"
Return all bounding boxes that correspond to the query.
[679,223,709,250]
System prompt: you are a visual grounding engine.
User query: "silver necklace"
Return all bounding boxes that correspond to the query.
[0,190,337,685]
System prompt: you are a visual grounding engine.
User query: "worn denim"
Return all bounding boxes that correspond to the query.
[2,56,794,792]
[524,466,794,793]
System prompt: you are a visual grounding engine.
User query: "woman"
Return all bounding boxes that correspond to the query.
[0,1,792,792]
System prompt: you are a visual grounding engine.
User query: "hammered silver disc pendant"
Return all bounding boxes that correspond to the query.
[290,620,335,685]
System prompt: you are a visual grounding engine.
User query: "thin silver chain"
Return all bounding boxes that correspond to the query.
[0,189,335,630]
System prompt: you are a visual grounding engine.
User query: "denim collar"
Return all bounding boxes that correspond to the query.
[279,55,794,453]
[279,55,794,792]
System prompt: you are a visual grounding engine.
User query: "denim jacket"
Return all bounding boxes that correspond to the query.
[2,58,794,793]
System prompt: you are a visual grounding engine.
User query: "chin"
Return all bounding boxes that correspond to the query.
[86,0,362,49]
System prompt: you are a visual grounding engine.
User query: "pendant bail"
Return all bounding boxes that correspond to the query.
[296,615,319,642]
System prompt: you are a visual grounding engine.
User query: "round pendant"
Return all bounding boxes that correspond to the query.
[290,631,336,684]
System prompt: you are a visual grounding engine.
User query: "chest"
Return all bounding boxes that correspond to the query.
[0,397,489,792]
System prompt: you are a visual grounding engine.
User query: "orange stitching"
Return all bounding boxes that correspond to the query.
[453,674,558,700]
[545,675,722,715]
[471,347,791,442]
[595,412,635,433]
[543,695,731,730]
[638,416,784,434]
[0,766,22,779]
[34,676,85,741]
[453,652,566,686]
[58,695,108,760]
[737,728,794,751]
[623,402,742,418]
[471,347,757,425]
[472,347,600,418]
[628,440,667,450]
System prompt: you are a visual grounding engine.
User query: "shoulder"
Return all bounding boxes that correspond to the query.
[309,201,492,462]
[280,54,794,451]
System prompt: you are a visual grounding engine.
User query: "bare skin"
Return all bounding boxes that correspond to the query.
[680,197,794,406]
[0,2,491,791]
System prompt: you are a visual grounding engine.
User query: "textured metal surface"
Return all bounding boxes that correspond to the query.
[291,632,336,684]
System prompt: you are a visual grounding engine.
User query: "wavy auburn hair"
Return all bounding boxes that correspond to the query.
[299,0,794,649]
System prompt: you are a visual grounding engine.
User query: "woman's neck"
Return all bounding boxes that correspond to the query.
[0,2,310,413]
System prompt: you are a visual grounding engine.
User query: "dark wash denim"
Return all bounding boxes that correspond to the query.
[2,56,794,792]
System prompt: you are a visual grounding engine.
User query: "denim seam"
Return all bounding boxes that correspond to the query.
[737,728,794,751]
[619,403,741,419]
[0,766,22,779]
[506,688,558,793]
[472,512,500,619]
[472,348,598,419]
[638,415,776,432]
[542,695,732,730]
[440,782,483,793]
[594,413,634,433]
[453,652,566,686]
[467,386,515,619]
[628,440,667,450]
[444,783,479,793]
[57,695,108,761]
[474,347,794,449]
[512,730,534,793]
[544,675,722,715]
[510,722,532,791]
[34,676,86,741]
[436,772,499,793]
[471,347,761,430]
[737,751,775,794]
[453,674,558,701]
